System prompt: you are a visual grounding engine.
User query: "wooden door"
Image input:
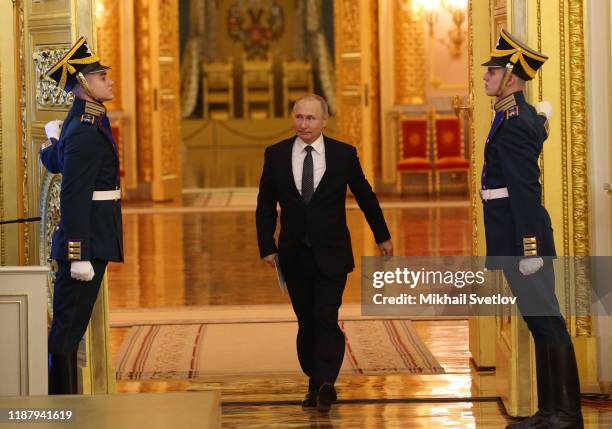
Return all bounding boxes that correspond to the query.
[135,0,182,201]
[334,0,380,181]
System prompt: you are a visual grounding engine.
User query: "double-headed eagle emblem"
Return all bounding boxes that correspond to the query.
[227,1,285,60]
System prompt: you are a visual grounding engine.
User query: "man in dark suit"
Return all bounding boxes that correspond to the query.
[40,37,123,394]
[481,30,582,428]
[256,94,392,412]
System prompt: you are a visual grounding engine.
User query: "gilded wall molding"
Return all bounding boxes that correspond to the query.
[568,0,591,336]
[536,0,544,200]
[18,0,30,265]
[159,0,181,178]
[334,0,362,154]
[557,0,573,331]
[96,0,122,111]
[470,0,478,256]
[558,0,570,258]
[568,0,589,257]
[0,59,4,265]
[393,0,425,104]
[536,0,543,101]
[135,0,153,182]
[32,46,74,109]
[370,0,381,177]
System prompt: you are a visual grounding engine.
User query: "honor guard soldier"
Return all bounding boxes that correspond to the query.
[481,30,582,428]
[40,36,123,395]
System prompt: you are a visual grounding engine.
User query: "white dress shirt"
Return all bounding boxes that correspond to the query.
[292,134,326,195]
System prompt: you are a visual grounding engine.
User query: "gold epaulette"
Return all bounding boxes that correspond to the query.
[494,93,520,120]
[81,101,106,125]
[84,101,106,116]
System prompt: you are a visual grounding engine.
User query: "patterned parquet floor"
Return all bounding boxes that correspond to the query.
[106,194,612,428]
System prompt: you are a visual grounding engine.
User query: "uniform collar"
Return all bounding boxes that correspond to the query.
[494,91,525,112]
[73,97,107,117]
[295,133,325,154]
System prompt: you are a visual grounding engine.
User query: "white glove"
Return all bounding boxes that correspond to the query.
[519,257,544,276]
[70,261,95,282]
[535,101,553,120]
[44,120,63,140]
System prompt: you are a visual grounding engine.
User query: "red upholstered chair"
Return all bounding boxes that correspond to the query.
[396,116,433,194]
[433,114,469,194]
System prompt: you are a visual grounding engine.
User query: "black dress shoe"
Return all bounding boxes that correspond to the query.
[302,391,317,409]
[317,383,335,412]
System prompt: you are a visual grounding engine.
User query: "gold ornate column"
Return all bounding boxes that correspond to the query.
[334,0,379,181]
[393,0,425,105]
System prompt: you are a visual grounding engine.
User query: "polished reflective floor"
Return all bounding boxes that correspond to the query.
[108,199,472,307]
[107,194,612,428]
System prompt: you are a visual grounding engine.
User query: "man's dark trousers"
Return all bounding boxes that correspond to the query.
[48,259,108,354]
[285,243,347,392]
[502,258,570,345]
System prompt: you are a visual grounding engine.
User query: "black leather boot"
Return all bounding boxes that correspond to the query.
[506,342,558,429]
[48,352,78,395]
[552,342,584,429]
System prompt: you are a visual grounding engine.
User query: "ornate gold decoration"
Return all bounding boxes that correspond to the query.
[536,0,543,101]
[38,171,61,319]
[227,0,284,60]
[96,0,122,111]
[0,58,4,265]
[337,0,360,52]
[558,0,586,337]
[394,0,425,104]
[568,1,590,257]
[568,0,590,336]
[469,0,479,256]
[412,0,467,58]
[370,0,381,177]
[135,0,153,182]
[33,46,74,108]
[18,0,30,265]
[158,0,182,177]
[558,0,570,258]
[557,0,572,329]
[334,0,362,153]
[536,0,544,200]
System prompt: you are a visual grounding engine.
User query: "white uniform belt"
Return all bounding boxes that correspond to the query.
[92,189,121,201]
[481,187,509,201]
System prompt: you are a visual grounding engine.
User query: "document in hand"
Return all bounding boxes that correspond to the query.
[275,261,287,293]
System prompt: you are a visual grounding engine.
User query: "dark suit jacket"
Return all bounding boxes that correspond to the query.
[482,91,555,266]
[256,135,391,276]
[40,98,123,263]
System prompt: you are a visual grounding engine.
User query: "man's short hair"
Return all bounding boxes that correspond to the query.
[292,94,330,118]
